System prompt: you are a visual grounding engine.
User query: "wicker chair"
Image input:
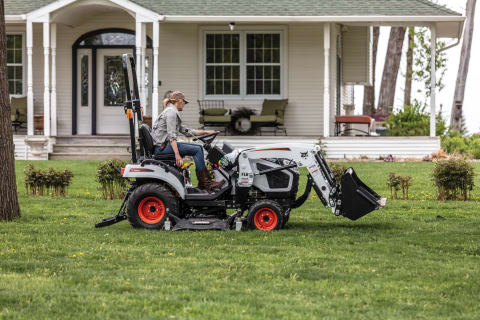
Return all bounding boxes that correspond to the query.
[198,100,231,135]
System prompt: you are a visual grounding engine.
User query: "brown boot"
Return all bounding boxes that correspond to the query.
[196,168,225,192]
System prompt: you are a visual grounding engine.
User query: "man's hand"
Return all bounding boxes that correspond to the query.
[175,153,183,167]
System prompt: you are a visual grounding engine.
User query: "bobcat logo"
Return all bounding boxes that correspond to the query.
[300,152,308,158]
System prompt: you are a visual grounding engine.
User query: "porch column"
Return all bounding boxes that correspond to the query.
[135,21,142,98]
[50,24,57,136]
[43,22,50,137]
[152,20,159,119]
[323,23,331,138]
[26,20,34,136]
[140,23,147,111]
[430,25,437,137]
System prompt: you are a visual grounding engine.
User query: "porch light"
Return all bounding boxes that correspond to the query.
[229,22,236,31]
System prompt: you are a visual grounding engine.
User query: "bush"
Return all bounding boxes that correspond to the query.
[387,173,412,200]
[329,163,347,184]
[96,159,128,200]
[432,158,475,201]
[24,165,74,197]
[386,104,446,137]
[441,131,480,159]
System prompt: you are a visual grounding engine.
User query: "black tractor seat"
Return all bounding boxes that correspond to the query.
[139,124,175,160]
[154,154,176,161]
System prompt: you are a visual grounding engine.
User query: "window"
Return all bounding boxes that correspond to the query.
[205,34,240,95]
[7,34,24,95]
[204,31,282,98]
[80,55,89,106]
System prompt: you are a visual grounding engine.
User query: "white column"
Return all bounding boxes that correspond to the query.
[43,22,50,137]
[26,21,34,136]
[140,23,147,111]
[152,20,159,120]
[135,21,142,100]
[50,24,57,136]
[323,23,331,138]
[430,25,437,137]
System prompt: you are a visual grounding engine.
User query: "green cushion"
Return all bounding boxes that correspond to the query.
[250,115,283,123]
[200,115,231,123]
[11,97,27,122]
[261,99,288,116]
[204,108,228,116]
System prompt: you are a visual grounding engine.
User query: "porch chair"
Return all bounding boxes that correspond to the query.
[11,96,27,133]
[250,99,288,136]
[198,100,231,135]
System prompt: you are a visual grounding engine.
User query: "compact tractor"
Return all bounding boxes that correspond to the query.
[95,54,386,231]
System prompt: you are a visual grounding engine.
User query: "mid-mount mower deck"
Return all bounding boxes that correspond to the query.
[95,54,386,231]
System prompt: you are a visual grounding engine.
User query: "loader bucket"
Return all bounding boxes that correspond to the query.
[339,168,383,220]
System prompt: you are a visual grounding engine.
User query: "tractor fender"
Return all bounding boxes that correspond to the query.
[123,164,186,199]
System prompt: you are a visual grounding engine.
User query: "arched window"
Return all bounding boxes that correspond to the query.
[74,28,152,48]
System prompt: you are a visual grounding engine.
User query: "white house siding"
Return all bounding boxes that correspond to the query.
[286,24,324,136]
[8,17,362,137]
[342,26,371,85]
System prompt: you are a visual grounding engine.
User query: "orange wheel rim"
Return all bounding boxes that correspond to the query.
[138,196,165,224]
[253,208,278,231]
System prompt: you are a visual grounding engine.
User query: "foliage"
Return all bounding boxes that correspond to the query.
[96,159,128,200]
[411,27,448,102]
[432,158,475,201]
[24,164,73,197]
[387,173,412,200]
[386,104,446,136]
[441,131,480,159]
[329,163,347,184]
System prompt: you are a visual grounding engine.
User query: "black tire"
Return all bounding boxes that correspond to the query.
[247,200,284,231]
[126,183,178,229]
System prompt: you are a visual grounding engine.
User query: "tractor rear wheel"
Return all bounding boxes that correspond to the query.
[247,200,283,231]
[127,183,177,229]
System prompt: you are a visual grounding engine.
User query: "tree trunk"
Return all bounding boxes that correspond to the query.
[0,0,20,221]
[404,27,414,106]
[377,27,406,115]
[451,0,477,131]
[363,26,380,115]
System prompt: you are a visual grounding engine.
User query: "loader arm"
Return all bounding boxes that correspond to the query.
[238,144,385,220]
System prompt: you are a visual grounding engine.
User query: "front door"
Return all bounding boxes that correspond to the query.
[97,49,129,135]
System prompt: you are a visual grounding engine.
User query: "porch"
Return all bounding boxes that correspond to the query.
[13,135,440,161]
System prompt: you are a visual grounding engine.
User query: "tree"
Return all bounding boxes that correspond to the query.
[363,27,380,115]
[0,0,20,221]
[404,27,414,106]
[377,27,406,114]
[451,0,477,132]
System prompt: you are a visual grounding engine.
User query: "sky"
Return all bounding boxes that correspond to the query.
[354,0,479,134]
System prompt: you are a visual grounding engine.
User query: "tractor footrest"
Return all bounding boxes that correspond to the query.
[172,217,232,231]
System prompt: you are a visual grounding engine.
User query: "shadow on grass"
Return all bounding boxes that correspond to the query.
[286,221,395,232]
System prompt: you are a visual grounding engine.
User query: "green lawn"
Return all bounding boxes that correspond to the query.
[1,160,479,319]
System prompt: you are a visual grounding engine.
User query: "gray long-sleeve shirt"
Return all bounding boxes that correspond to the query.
[151,104,196,145]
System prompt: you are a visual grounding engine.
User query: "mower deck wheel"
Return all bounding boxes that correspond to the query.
[247,200,284,231]
[127,183,177,229]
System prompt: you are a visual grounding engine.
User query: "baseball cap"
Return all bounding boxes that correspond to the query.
[170,91,189,104]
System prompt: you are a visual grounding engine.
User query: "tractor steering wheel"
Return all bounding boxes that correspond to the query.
[193,131,220,144]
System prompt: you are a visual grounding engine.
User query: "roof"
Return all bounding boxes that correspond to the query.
[5,0,462,17]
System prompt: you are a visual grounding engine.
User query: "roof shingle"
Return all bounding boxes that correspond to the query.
[5,0,462,17]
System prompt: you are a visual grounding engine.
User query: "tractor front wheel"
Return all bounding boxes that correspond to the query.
[247,200,284,231]
[127,183,177,229]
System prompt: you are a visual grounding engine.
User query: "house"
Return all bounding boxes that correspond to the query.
[5,0,464,159]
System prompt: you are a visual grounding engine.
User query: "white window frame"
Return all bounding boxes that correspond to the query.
[199,26,288,101]
[6,32,26,97]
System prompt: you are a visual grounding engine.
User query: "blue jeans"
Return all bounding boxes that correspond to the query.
[154,142,206,171]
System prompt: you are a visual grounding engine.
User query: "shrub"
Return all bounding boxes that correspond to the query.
[96,159,128,200]
[399,175,412,200]
[441,131,480,159]
[387,173,401,199]
[386,104,446,137]
[24,165,74,197]
[329,163,347,184]
[432,158,475,201]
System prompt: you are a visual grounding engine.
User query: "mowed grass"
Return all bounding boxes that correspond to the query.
[1,160,480,319]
